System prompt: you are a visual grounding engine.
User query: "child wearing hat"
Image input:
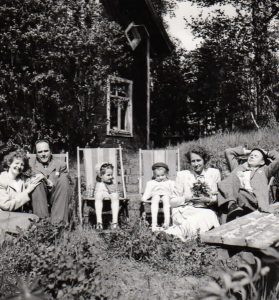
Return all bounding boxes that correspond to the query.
[218,145,279,222]
[141,162,175,231]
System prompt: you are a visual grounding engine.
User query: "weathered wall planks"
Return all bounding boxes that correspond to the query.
[201,204,279,249]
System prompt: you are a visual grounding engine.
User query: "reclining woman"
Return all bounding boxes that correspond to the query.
[0,149,44,233]
[218,145,279,222]
[165,146,221,241]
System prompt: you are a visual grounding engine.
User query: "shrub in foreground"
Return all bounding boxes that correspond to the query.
[99,221,218,277]
[0,219,219,299]
[0,220,115,299]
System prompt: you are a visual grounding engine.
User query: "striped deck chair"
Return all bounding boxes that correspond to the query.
[139,148,180,222]
[27,152,69,171]
[77,147,128,226]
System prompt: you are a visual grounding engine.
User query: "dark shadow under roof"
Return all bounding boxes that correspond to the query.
[102,0,174,55]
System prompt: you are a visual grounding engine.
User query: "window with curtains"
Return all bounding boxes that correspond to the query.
[107,76,133,136]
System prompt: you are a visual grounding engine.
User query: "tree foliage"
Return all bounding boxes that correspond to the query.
[151,0,177,17]
[151,46,190,145]
[151,0,278,145]
[185,0,279,128]
[0,0,133,151]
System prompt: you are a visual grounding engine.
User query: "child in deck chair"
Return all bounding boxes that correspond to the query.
[94,162,119,230]
[218,146,279,222]
[141,162,175,231]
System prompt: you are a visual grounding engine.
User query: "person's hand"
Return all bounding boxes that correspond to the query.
[191,197,216,207]
[202,197,216,206]
[243,148,251,155]
[191,196,209,203]
[26,180,42,194]
[26,174,45,193]
[30,174,45,184]
[46,179,54,189]
[183,196,191,204]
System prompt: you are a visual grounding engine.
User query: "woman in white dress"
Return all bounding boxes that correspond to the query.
[165,146,221,241]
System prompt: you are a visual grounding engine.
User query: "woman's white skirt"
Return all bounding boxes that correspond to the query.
[165,206,219,241]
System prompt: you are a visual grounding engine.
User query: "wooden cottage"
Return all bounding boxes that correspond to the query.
[94,0,173,149]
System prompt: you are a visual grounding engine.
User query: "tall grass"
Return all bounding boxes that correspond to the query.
[199,248,279,300]
[177,127,279,173]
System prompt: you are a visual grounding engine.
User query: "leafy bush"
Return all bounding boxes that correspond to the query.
[199,256,275,300]
[0,220,111,299]
[99,221,218,277]
[5,217,279,300]
[0,0,133,151]
[0,219,219,299]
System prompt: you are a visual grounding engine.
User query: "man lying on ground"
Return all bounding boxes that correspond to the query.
[218,145,279,222]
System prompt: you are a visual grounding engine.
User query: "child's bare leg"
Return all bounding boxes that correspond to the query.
[95,192,103,224]
[162,195,170,228]
[151,195,160,229]
[110,192,119,224]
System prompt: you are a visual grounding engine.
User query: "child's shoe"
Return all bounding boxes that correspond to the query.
[96,223,103,230]
[162,224,169,230]
[110,223,119,230]
[152,225,162,232]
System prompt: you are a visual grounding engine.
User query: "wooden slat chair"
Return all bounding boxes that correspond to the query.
[139,148,180,222]
[27,153,69,171]
[77,147,128,226]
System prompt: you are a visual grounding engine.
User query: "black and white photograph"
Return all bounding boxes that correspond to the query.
[0,0,278,299]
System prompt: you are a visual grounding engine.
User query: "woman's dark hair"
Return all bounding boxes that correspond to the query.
[96,163,114,182]
[185,146,211,165]
[2,149,29,173]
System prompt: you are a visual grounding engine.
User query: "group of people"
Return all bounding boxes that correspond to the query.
[141,145,279,241]
[0,140,279,242]
[0,140,70,232]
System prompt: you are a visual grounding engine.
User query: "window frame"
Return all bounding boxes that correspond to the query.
[106,75,133,137]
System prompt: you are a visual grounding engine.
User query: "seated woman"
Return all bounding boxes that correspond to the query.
[0,149,44,233]
[218,145,279,222]
[165,146,221,241]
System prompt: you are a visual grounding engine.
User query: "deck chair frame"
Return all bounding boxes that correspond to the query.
[77,146,128,226]
[139,148,180,222]
[27,152,69,171]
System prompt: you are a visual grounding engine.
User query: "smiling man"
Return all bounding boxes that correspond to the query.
[218,145,279,222]
[29,140,70,224]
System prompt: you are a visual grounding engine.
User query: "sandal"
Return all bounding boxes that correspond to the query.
[152,226,163,232]
[110,223,119,230]
[162,224,169,230]
[96,223,103,230]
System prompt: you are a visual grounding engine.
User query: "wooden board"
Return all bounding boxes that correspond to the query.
[201,204,279,249]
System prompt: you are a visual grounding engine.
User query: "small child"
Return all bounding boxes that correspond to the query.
[94,162,119,230]
[141,162,175,231]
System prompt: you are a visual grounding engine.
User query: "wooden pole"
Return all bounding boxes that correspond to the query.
[77,147,82,226]
[124,23,150,148]
[146,35,150,149]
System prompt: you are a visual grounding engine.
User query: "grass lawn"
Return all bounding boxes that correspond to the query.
[1,127,279,299]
